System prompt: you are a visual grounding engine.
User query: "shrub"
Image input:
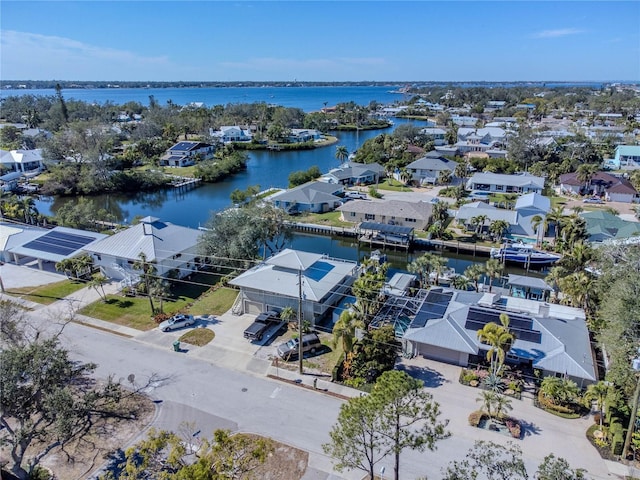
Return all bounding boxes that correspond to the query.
[468,410,487,427]
[537,390,575,414]
[505,418,522,439]
[611,433,624,456]
[154,312,171,324]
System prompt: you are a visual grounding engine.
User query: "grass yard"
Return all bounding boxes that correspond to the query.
[187,286,239,316]
[6,279,88,305]
[296,211,352,228]
[376,179,413,192]
[80,272,223,331]
[179,327,215,346]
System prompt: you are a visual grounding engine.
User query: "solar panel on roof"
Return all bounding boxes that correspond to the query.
[23,230,97,257]
[409,289,453,329]
[465,306,542,344]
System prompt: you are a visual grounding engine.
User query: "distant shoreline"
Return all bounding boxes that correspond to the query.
[2,80,631,91]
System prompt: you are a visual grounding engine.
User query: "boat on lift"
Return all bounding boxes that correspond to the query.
[490,242,561,266]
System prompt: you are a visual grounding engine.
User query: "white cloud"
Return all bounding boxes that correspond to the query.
[1,30,177,80]
[532,28,585,39]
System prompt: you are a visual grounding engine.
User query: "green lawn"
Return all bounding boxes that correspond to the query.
[79,272,224,331]
[297,211,352,228]
[376,179,413,192]
[6,279,88,305]
[179,328,215,346]
[187,287,239,316]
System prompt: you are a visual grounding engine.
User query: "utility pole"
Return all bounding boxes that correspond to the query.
[298,268,303,375]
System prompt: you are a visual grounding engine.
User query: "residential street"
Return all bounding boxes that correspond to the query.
[1,263,633,479]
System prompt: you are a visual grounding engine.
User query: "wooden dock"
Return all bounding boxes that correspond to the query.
[168,176,201,191]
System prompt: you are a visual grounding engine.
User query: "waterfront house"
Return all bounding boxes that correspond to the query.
[287,129,322,143]
[160,141,215,167]
[558,171,639,203]
[455,192,550,238]
[466,172,545,195]
[405,151,457,185]
[337,199,434,230]
[228,248,358,324]
[455,127,507,157]
[268,181,344,214]
[397,287,596,386]
[209,126,253,144]
[83,216,202,286]
[320,162,385,186]
[0,148,45,178]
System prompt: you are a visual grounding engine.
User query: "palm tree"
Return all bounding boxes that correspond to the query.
[451,274,473,291]
[464,264,485,292]
[489,220,510,243]
[584,381,609,432]
[431,200,450,225]
[476,313,514,377]
[335,145,349,166]
[576,163,600,196]
[539,376,580,407]
[493,394,513,421]
[407,253,435,288]
[133,252,157,314]
[545,206,565,247]
[530,214,549,247]
[332,310,364,360]
[484,258,503,293]
[437,169,452,185]
[454,161,468,186]
[429,255,449,286]
[470,214,488,237]
[559,241,593,271]
[89,274,109,302]
[476,390,498,418]
[399,168,413,186]
[558,271,597,314]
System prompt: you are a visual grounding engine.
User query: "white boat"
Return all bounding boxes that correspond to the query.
[369,249,388,264]
[490,242,560,266]
[429,267,457,285]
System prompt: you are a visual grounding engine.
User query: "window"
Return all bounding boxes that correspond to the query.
[365,213,375,220]
[405,218,416,223]
[349,212,356,217]
[495,185,504,191]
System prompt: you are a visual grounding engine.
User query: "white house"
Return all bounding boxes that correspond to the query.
[160,141,215,167]
[210,126,253,144]
[420,127,447,146]
[83,216,202,285]
[466,172,545,195]
[0,148,45,178]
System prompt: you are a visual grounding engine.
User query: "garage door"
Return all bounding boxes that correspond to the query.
[419,345,462,365]
[244,301,263,315]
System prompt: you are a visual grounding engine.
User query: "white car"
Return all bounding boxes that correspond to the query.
[345,191,367,200]
[158,314,195,332]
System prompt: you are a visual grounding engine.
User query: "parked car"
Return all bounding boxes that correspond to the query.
[345,191,367,200]
[277,333,322,360]
[583,197,604,204]
[243,310,282,341]
[159,314,195,332]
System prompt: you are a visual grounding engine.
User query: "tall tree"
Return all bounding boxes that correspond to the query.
[323,395,387,480]
[464,264,486,292]
[370,370,449,480]
[132,252,157,314]
[484,258,503,292]
[335,145,349,165]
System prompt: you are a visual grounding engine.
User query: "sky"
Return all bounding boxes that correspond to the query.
[1,1,639,82]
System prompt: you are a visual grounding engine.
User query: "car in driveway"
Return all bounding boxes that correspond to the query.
[158,314,195,332]
[583,197,604,204]
[344,191,367,200]
[277,333,322,360]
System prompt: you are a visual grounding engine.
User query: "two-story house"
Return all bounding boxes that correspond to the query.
[160,141,215,167]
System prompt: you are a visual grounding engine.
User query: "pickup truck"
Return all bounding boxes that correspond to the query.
[243,310,282,341]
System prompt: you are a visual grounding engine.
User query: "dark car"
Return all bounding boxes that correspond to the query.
[277,333,322,360]
[244,310,282,341]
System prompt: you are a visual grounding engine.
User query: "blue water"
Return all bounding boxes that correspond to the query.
[0,85,407,112]
[34,117,429,227]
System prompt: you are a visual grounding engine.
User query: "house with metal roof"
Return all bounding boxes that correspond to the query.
[268,181,344,214]
[399,287,596,386]
[405,151,458,185]
[337,199,433,230]
[82,216,202,285]
[466,172,545,194]
[160,141,215,167]
[228,248,358,323]
[1,223,106,270]
[209,126,253,144]
[0,148,45,179]
[420,127,447,146]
